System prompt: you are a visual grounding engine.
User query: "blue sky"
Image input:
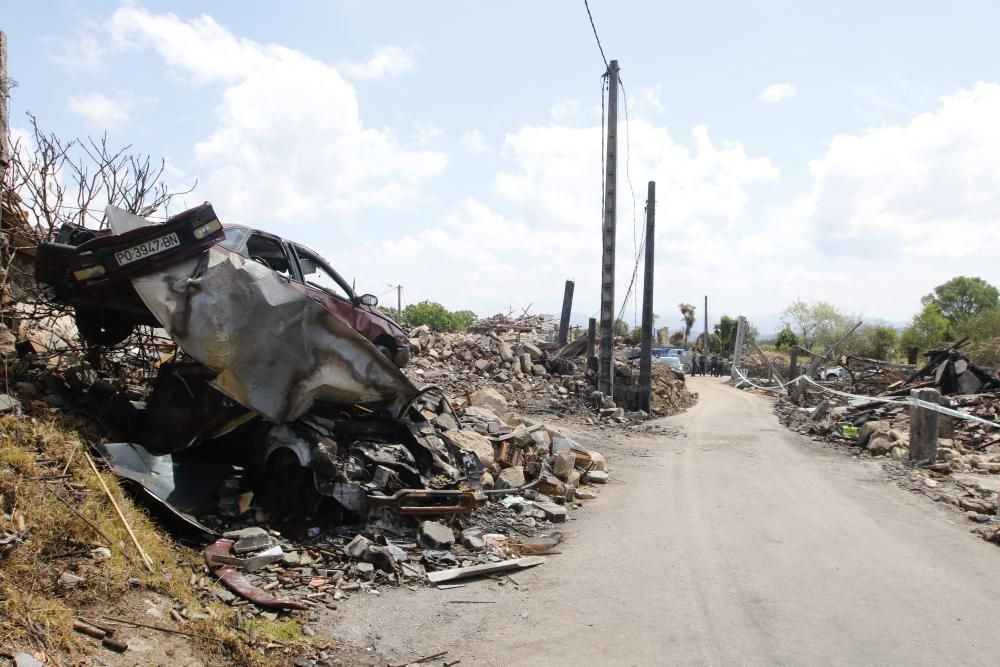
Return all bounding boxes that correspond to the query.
[5,1,1000,333]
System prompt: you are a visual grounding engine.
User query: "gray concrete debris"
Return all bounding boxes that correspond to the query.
[13,653,43,667]
[461,527,485,550]
[497,466,526,489]
[535,502,568,523]
[585,470,610,484]
[468,387,508,415]
[58,571,82,589]
[0,393,22,415]
[224,527,276,554]
[344,535,372,559]
[443,429,496,468]
[418,521,456,550]
[553,451,577,479]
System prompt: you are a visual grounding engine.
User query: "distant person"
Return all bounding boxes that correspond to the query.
[710,355,719,376]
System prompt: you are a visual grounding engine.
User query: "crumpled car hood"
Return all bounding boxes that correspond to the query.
[108,206,421,423]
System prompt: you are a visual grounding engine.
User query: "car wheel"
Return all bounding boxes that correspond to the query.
[373,336,398,365]
[682,362,693,374]
[260,450,318,519]
[75,307,135,346]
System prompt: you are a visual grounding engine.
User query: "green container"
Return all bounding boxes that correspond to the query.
[841,425,858,437]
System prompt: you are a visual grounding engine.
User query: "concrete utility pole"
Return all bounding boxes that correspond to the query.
[638,181,655,413]
[731,316,747,381]
[392,285,403,320]
[558,280,575,345]
[598,59,619,396]
[909,388,940,466]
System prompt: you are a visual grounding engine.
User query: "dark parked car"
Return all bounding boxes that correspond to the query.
[34,203,411,366]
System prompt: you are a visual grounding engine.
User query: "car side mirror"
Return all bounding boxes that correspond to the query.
[358,293,378,307]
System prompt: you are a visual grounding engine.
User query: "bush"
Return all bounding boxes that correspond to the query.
[401,301,477,332]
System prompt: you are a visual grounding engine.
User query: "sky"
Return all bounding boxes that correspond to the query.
[5,0,1000,335]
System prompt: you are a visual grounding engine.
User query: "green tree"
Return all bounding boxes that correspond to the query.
[901,303,952,351]
[850,324,899,360]
[715,316,739,354]
[401,301,477,332]
[781,300,850,350]
[775,327,798,350]
[678,303,696,344]
[450,310,477,331]
[957,306,1000,342]
[921,276,999,325]
[668,331,685,345]
[613,318,630,337]
[706,332,722,354]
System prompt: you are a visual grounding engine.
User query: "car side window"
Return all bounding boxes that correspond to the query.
[218,226,249,252]
[244,233,292,278]
[294,245,346,299]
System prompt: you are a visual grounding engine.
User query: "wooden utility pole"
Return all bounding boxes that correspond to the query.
[0,31,8,173]
[730,316,747,381]
[598,59,619,396]
[587,317,597,365]
[638,181,655,412]
[558,280,575,345]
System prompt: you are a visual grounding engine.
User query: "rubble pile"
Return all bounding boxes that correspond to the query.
[772,341,1000,546]
[0,199,696,667]
[404,321,694,423]
[740,350,790,379]
[2,262,613,639]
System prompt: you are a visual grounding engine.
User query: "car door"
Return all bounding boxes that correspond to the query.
[241,231,296,282]
[289,244,358,328]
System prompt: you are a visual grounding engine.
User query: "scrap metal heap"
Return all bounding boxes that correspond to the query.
[2,205,614,618]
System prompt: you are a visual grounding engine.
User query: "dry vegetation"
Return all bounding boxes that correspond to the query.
[0,412,307,665]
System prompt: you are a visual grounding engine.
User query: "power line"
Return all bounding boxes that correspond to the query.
[583,0,609,69]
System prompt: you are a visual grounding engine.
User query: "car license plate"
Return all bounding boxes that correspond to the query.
[114,233,181,266]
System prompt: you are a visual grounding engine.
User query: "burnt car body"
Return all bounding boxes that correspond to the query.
[59,206,492,523]
[34,203,410,367]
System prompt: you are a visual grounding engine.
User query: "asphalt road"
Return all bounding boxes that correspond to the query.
[326,377,1000,666]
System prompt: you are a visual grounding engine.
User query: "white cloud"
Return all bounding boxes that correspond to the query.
[66,92,134,129]
[373,119,779,318]
[804,82,1000,258]
[757,83,797,104]
[460,129,490,154]
[412,122,443,147]
[51,22,107,72]
[631,84,665,115]
[106,6,445,221]
[550,98,580,122]
[340,45,417,81]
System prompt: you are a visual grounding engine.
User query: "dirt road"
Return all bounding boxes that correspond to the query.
[325,377,1000,666]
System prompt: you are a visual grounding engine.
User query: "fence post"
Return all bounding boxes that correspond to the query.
[909,388,940,466]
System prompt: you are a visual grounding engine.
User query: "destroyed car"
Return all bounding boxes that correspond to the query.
[33,203,410,367]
